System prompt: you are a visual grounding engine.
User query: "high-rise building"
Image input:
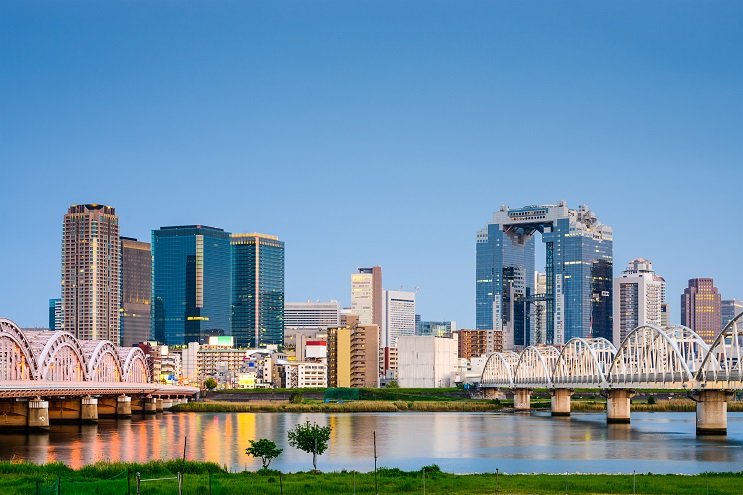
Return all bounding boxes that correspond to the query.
[284,300,340,332]
[351,266,382,326]
[476,202,613,348]
[722,300,743,330]
[62,204,120,342]
[417,321,456,337]
[152,225,232,346]
[231,233,285,348]
[681,278,722,345]
[612,259,666,346]
[327,326,351,388]
[48,298,62,331]
[533,272,548,344]
[120,237,151,347]
[381,289,416,347]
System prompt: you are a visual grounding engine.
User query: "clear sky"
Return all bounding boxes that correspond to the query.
[1,1,741,329]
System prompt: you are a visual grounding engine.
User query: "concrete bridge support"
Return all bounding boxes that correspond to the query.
[144,397,158,415]
[28,398,50,431]
[605,389,634,424]
[81,396,98,423]
[156,398,164,413]
[117,396,132,418]
[692,390,732,435]
[162,397,173,410]
[513,389,532,411]
[550,388,573,416]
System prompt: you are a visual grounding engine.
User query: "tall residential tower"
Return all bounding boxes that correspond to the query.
[351,266,382,326]
[613,259,666,347]
[62,204,120,342]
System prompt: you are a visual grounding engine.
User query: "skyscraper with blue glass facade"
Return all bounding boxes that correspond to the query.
[476,202,613,348]
[231,233,284,348]
[152,225,232,346]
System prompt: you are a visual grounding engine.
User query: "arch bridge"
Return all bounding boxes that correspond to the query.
[480,314,743,434]
[0,318,199,431]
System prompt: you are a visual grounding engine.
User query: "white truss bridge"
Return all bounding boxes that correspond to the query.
[479,313,743,435]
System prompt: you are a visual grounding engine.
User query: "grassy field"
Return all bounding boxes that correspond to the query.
[172,399,505,413]
[6,461,743,494]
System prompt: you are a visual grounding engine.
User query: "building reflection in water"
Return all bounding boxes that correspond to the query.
[4,412,743,474]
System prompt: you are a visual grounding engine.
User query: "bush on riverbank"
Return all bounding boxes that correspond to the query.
[3,461,743,495]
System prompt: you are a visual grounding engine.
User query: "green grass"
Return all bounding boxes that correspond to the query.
[5,461,743,494]
[172,400,504,413]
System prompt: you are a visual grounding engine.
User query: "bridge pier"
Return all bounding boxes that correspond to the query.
[144,397,158,415]
[162,396,173,410]
[550,388,573,416]
[28,397,50,432]
[81,396,98,424]
[605,389,634,424]
[156,398,164,413]
[692,390,732,435]
[117,396,132,418]
[513,389,532,411]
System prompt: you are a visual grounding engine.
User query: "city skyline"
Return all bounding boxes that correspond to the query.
[2,2,742,329]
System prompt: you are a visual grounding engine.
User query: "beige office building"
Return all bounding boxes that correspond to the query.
[327,314,380,388]
[62,204,120,342]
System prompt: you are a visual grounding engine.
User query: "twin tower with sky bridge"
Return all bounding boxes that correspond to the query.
[476,201,613,349]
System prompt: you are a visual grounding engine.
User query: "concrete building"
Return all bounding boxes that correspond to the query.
[327,327,351,388]
[477,202,613,347]
[120,237,151,347]
[533,272,548,344]
[180,336,248,385]
[231,233,285,348]
[285,362,328,388]
[284,300,341,332]
[454,328,502,359]
[327,314,380,388]
[681,278,722,345]
[381,289,416,348]
[397,335,459,388]
[722,300,743,330]
[62,204,120,342]
[146,343,182,384]
[351,266,382,326]
[417,321,456,337]
[379,346,398,382]
[613,259,666,346]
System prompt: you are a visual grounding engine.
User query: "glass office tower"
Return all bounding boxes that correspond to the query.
[231,233,284,348]
[152,225,231,346]
[476,202,613,348]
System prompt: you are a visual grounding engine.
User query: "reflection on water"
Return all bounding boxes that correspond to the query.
[2,412,743,474]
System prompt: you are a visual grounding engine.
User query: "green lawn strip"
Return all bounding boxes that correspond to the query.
[1,462,742,495]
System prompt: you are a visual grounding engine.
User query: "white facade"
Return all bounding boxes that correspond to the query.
[351,272,374,324]
[381,290,416,348]
[284,300,341,331]
[397,335,458,388]
[288,362,328,388]
[613,259,665,346]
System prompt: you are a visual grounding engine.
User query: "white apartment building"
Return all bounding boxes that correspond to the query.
[613,258,666,347]
[288,362,328,388]
[381,289,416,348]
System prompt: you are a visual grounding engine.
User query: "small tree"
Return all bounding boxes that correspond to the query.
[387,380,399,389]
[204,377,218,390]
[245,438,283,470]
[287,420,332,472]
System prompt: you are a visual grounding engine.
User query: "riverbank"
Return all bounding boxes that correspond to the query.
[173,397,743,413]
[6,460,743,495]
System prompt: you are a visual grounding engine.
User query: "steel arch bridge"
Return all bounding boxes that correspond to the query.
[0,318,151,384]
[480,316,743,391]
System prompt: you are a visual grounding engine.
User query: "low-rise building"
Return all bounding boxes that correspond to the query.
[397,334,458,388]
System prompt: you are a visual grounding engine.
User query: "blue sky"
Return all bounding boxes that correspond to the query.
[1,1,741,329]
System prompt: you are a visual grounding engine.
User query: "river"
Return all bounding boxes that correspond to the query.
[2,411,743,474]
